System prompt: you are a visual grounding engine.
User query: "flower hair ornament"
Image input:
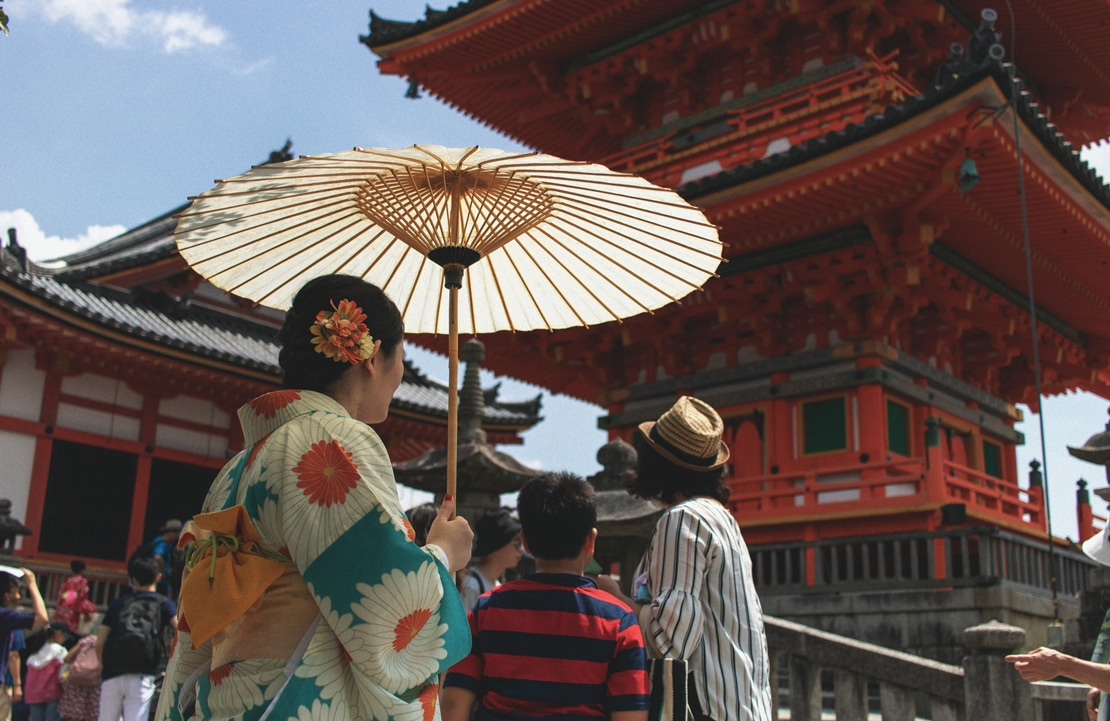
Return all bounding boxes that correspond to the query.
[310,299,377,365]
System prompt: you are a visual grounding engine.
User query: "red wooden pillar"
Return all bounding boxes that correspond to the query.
[854,357,885,460]
[22,368,63,556]
[127,393,159,554]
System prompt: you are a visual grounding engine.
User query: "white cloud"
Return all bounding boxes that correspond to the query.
[0,209,124,262]
[18,0,226,53]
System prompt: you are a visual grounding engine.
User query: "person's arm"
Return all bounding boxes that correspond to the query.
[440,686,478,721]
[636,507,709,659]
[96,624,111,666]
[8,650,20,702]
[19,568,49,631]
[611,711,648,721]
[1006,647,1110,691]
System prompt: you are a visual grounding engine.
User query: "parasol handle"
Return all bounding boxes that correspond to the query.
[446,281,459,513]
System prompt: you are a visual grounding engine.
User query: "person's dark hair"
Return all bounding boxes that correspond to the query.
[517,472,597,560]
[405,502,437,547]
[625,439,730,505]
[0,571,18,597]
[128,555,161,587]
[70,559,86,574]
[278,274,404,391]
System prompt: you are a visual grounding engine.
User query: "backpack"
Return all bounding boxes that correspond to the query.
[104,593,165,674]
[67,637,101,686]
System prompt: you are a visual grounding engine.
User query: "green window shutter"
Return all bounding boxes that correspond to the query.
[983,441,1002,478]
[803,397,846,454]
[887,400,909,456]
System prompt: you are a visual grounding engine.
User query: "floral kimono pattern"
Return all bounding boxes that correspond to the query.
[155,390,470,721]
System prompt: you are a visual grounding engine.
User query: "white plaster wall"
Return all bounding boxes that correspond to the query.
[155,424,227,457]
[160,396,230,429]
[0,349,46,422]
[61,372,143,409]
[0,429,38,550]
[56,403,141,441]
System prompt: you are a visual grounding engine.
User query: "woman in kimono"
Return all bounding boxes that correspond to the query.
[156,274,474,721]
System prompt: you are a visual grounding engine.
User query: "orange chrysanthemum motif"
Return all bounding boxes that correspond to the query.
[210,663,234,686]
[417,683,438,721]
[402,519,416,542]
[293,440,360,507]
[248,390,301,419]
[392,608,433,652]
[310,299,376,365]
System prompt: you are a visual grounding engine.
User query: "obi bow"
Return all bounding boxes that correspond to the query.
[178,505,289,649]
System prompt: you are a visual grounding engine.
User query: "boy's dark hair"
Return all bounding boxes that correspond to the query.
[517,472,596,561]
[70,559,86,574]
[0,571,17,597]
[625,441,730,505]
[128,556,161,587]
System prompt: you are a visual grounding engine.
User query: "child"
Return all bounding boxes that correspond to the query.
[24,621,68,721]
[442,472,649,721]
[53,560,97,635]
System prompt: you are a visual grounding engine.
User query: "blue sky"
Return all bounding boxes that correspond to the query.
[2,0,1110,538]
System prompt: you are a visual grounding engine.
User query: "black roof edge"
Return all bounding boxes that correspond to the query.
[678,63,1109,211]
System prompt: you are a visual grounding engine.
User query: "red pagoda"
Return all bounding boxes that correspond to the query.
[365,0,1110,656]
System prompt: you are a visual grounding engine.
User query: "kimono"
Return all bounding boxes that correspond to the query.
[53,574,97,634]
[156,389,470,721]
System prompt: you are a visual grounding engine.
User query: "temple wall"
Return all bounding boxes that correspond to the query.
[0,429,36,550]
[0,349,45,421]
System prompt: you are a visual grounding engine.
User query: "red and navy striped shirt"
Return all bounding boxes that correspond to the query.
[444,572,649,721]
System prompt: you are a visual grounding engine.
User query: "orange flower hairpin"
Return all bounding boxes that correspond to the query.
[310,299,376,365]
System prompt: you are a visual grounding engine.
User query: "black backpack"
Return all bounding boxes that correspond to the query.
[104,593,165,674]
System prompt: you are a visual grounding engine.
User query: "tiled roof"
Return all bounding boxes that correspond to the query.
[0,263,541,426]
[52,205,186,283]
[679,64,1110,212]
[363,2,500,46]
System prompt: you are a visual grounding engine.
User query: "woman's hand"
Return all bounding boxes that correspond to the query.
[426,495,473,573]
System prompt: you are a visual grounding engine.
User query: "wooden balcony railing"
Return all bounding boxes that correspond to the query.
[751,526,1095,596]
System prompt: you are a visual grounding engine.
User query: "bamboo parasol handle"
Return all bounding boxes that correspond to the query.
[447,283,459,512]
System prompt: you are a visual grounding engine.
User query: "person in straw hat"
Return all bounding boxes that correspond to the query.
[597,396,772,721]
[1007,523,1110,721]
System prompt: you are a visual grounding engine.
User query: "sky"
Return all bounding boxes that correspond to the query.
[2,0,1110,539]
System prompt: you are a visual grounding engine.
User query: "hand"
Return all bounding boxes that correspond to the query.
[595,574,622,597]
[1006,647,1069,682]
[1088,687,1100,721]
[18,568,35,587]
[10,686,21,703]
[425,495,473,573]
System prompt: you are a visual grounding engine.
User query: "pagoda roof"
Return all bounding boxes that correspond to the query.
[680,64,1108,210]
[0,256,541,430]
[365,0,1110,152]
[405,64,1110,403]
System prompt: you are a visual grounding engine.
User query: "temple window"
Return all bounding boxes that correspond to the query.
[886,399,911,457]
[39,440,137,561]
[982,439,1003,479]
[802,396,848,455]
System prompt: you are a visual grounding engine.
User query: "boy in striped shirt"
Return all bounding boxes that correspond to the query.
[442,472,649,721]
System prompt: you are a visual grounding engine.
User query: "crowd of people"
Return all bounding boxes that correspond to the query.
[1,274,779,721]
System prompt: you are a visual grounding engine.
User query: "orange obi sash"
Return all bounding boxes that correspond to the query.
[179,505,305,653]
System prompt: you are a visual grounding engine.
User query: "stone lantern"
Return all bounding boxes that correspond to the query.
[393,338,542,525]
[0,499,32,554]
[1068,407,1110,500]
[588,438,662,594]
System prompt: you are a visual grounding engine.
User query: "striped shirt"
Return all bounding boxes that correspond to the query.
[444,573,649,721]
[635,498,771,721]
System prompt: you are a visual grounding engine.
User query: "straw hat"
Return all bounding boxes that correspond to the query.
[638,396,730,471]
